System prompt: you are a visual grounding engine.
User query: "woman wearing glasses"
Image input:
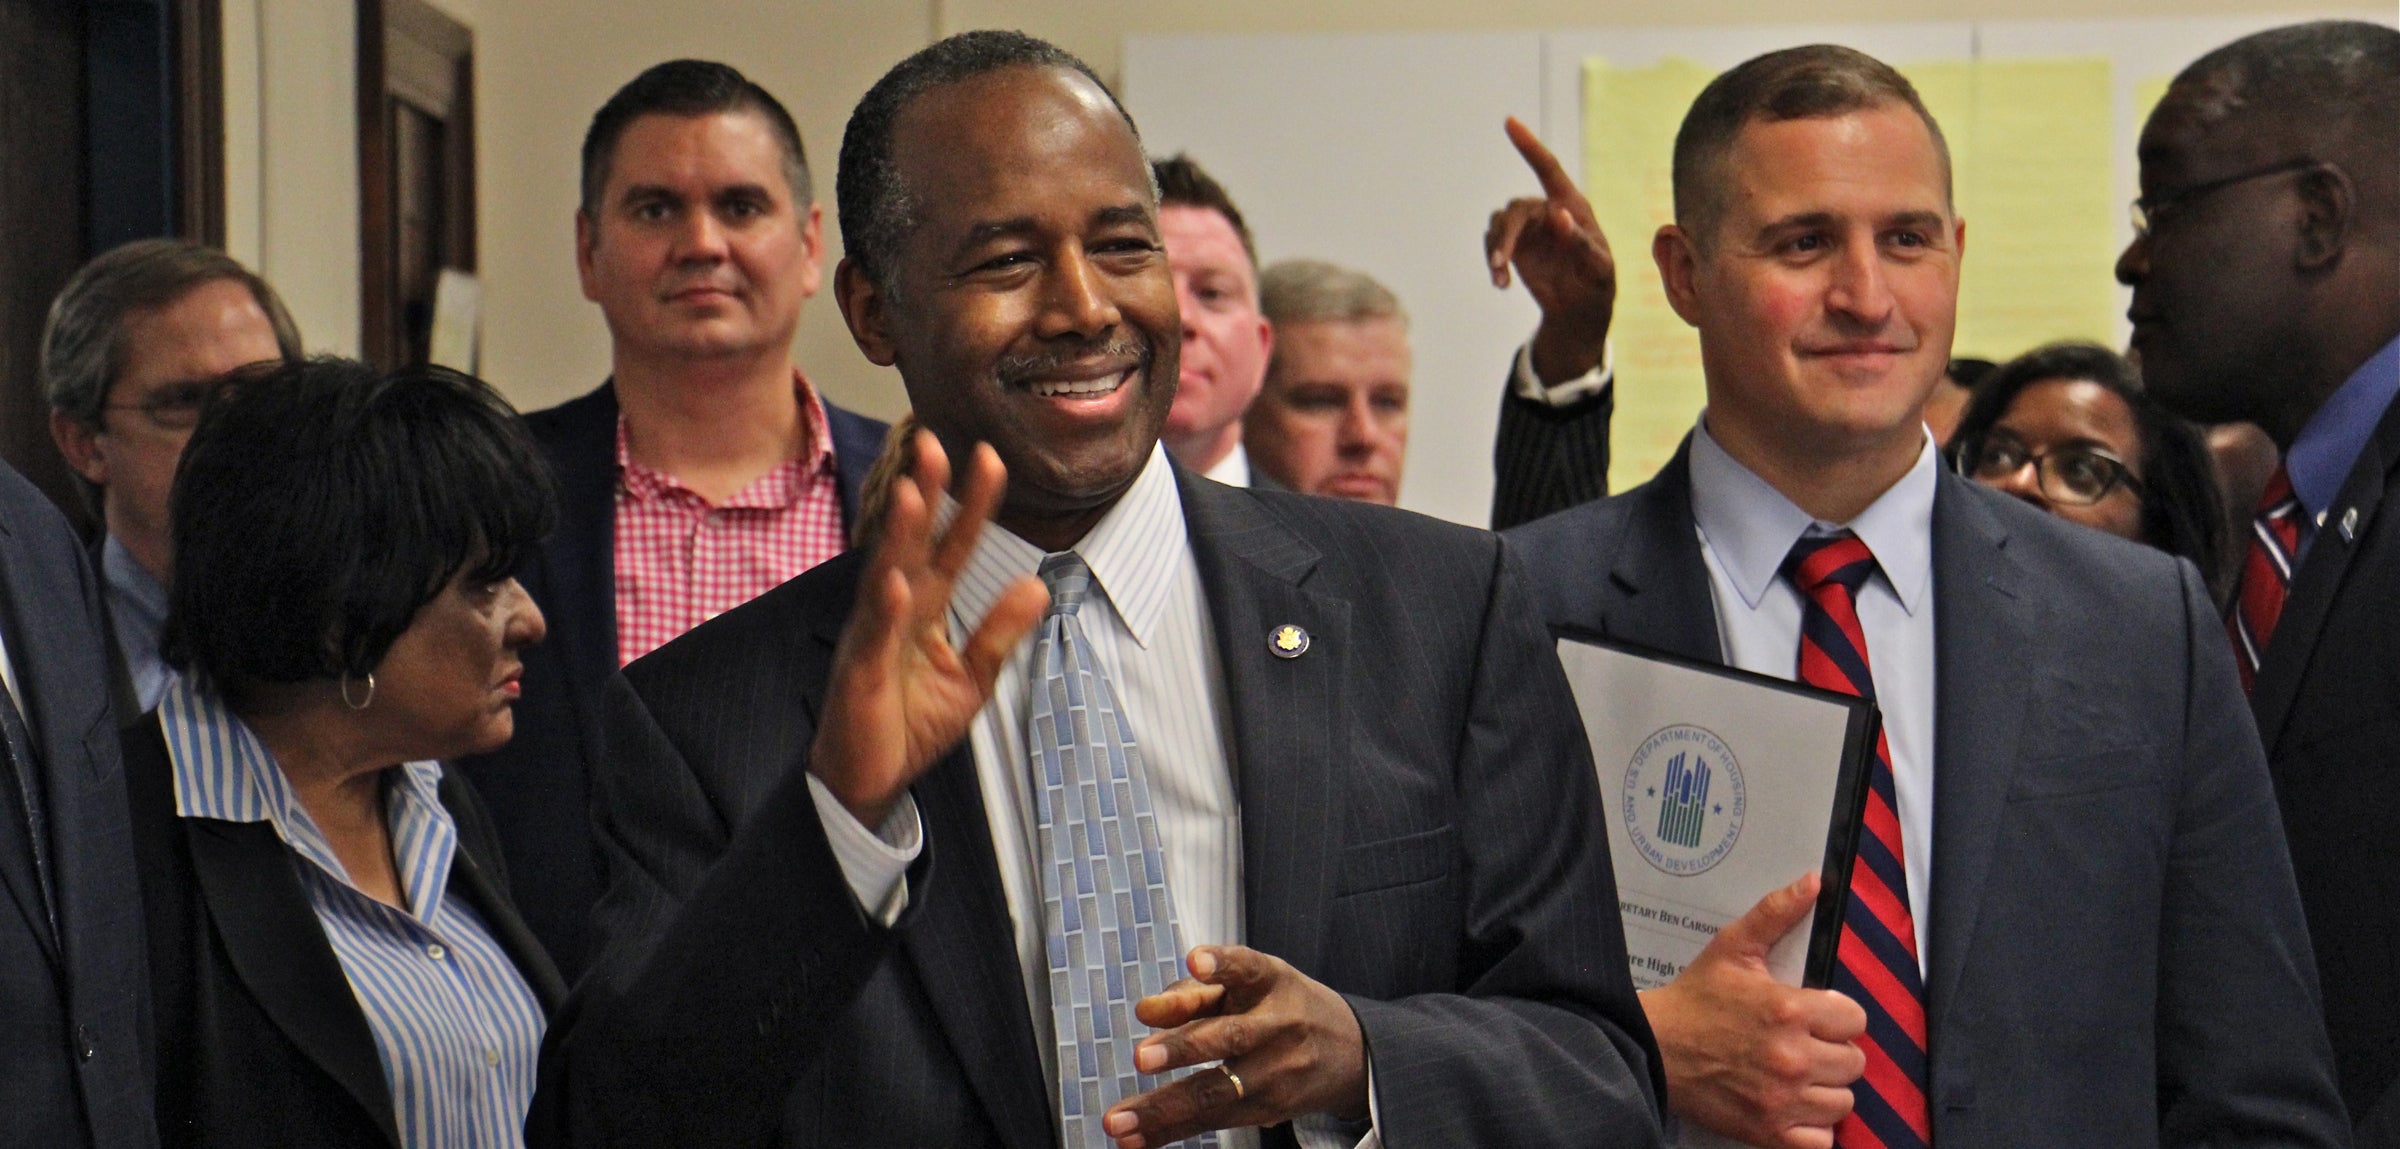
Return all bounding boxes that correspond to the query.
[125,357,562,1147]
[1951,340,2229,604]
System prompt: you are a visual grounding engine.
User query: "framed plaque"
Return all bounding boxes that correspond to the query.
[1555,634,1877,992]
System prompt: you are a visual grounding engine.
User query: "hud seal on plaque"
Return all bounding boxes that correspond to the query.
[1622,724,1746,876]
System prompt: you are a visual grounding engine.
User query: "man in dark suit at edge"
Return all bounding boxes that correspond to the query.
[537,29,1662,1149]
[452,59,887,982]
[1506,44,2345,1148]
[0,457,154,1147]
[2115,21,2400,1141]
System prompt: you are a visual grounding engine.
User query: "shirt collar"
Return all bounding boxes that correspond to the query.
[1201,442,1251,487]
[950,444,1186,650]
[160,677,458,923]
[614,368,838,508]
[102,534,169,630]
[2285,334,2400,523]
[1688,415,1938,614]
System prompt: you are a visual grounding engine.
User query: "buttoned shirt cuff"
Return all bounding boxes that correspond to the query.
[1291,1059,1381,1149]
[1508,336,1615,406]
[805,773,922,926]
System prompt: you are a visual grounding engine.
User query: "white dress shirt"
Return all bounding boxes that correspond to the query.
[812,445,1373,1148]
[1508,336,1616,406]
[1202,442,1254,487]
[1686,418,1940,971]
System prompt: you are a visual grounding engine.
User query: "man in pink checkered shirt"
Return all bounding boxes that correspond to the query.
[453,60,890,982]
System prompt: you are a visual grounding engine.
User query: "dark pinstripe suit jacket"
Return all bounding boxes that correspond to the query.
[1490,362,1613,531]
[1507,446,2347,1147]
[452,381,887,983]
[534,468,1665,1148]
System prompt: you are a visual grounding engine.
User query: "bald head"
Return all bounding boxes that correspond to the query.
[2120,20,2400,442]
[2170,21,2399,162]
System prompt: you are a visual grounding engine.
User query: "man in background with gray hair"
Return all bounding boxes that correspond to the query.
[43,239,302,714]
[1243,259,1410,505]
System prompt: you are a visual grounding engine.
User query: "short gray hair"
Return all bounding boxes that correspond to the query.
[43,239,303,426]
[1259,259,1407,330]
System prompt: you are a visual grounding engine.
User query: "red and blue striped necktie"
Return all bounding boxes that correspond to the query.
[1784,532,1932,1149]
[2229,464,2301,695]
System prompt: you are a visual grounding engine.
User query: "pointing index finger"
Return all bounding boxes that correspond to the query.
[1505,116,1585,207]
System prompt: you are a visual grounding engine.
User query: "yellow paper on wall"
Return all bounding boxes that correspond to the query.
[1583,58,1715,493]
[1582,55,2121,490]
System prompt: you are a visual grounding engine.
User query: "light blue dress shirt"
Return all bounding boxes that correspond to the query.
[1687,417,1941,972]
[101,535,172,713]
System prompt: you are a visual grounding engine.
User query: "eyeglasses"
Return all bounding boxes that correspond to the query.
[2130,158,2320,237]
[1965,438,2143,505]
[102,378,229,431]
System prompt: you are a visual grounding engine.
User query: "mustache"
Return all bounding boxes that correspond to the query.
[994,334,1152,385]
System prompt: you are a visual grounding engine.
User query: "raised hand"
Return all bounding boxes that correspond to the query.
[1641,873,1869,1149]
[1101,946,1369,1149]
[1484,115,1619,385]
[807,431,1048,827]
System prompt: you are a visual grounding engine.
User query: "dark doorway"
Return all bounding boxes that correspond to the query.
[1,0,219,520]
[358,0,474,370]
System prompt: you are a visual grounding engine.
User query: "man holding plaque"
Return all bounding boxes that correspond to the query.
[1507,44,2345,1148]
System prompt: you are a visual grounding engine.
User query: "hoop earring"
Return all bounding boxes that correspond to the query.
[339,672,376,711]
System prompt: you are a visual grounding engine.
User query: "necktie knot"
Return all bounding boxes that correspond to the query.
[1038,551,1094,616]
[1783,531,1879,599]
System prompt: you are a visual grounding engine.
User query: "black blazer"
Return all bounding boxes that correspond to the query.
[1489,355,1614,530]
[0,461,155,1149]
[1507,447,2348,1146]
[2251,393,2400,1138]
[534,468,1666,1148]
[453,381,888,981]
[124,717,567,1148]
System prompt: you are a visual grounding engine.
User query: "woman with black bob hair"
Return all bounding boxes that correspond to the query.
[125,356,563,1148]
[1949,340,2230,604]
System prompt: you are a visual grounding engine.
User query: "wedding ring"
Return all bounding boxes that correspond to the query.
[1219,1064,1246,1101]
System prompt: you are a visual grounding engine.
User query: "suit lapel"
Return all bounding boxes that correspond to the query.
[793,585,1048,1149]
[1178,474,1343,977]
[186,818,401,1147]
[1595,448,1723,664]
[0,518,72,965]
[538,382,623,725]
[2252,397,2400,749]
[1922,477,2037,1020]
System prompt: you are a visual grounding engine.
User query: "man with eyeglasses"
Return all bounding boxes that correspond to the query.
[2117,20,2400,1139]
[1508,42,2343,1147]
[44,239,302,715]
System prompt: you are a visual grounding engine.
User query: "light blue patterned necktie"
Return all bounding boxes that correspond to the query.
[1029,552,1214,1148]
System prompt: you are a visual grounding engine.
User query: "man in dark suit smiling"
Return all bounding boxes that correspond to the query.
[538,30,1662,1149]
[1508,42,2344,1149]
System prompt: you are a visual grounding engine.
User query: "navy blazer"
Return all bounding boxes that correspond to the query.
[533,469,1666,1149]
[1507,447,2348,1146]
[453,381,887,983]
[2250,393,2400,1138]
[124,717,567,1148]
[0,460,156,1149]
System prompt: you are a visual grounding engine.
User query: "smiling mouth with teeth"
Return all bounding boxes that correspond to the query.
[1026,370,1130,398]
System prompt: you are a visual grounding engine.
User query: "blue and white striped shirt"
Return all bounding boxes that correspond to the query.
[160,678,546,1149]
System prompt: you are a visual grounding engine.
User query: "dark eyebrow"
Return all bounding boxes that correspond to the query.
[1092,204,1155,231]
[1883,210,1949,233]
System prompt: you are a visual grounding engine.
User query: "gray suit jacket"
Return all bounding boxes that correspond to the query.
[533,468,1666,1148]
[1507,446,2348,1147]
[0,461,155,1148]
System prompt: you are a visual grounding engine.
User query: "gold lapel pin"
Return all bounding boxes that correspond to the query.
[1268,624,1311,659]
